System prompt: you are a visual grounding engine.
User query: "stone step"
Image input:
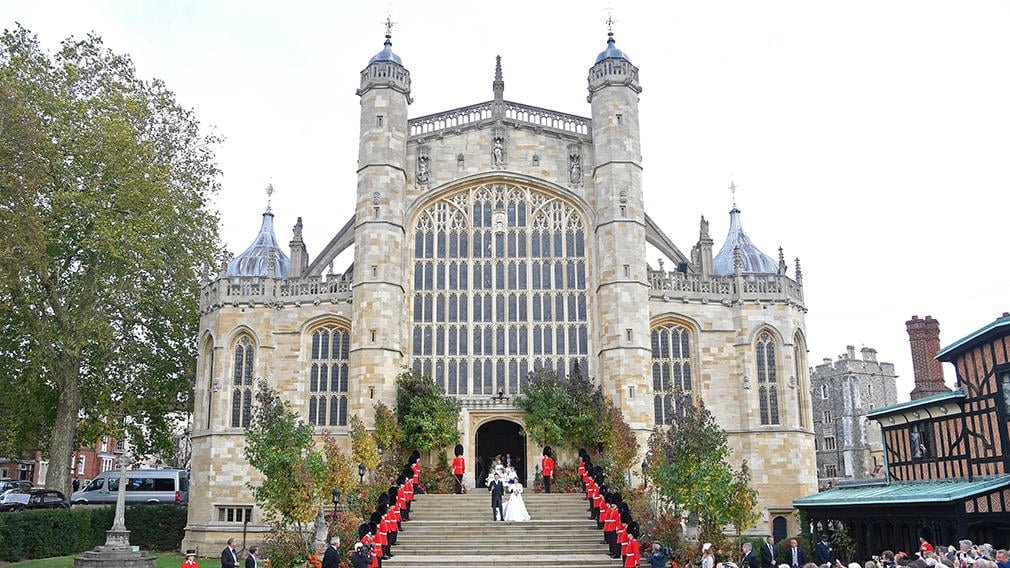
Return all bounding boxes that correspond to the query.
[381,553,623,567]
[387,493,623,568]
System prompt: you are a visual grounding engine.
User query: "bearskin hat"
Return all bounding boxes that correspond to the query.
[543,446,552,458]
[369,511,382,525]
[396,474,407,485]
[455,444,464,457]
[628,521,640,538]
[376,492,389,506]
[376,502,388,516]
[358,523,371,539]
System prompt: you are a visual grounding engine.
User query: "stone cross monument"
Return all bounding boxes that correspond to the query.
[73,455,157,567]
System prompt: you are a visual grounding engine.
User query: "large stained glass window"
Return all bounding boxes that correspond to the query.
[757,331,780,425]
[231,336,255,428]
[650,324,693,424]
[411,183,589,396]
[308,326,350,427]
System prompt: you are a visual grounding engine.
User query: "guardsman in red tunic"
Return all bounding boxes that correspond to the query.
[593,484,606,529]
[452,444,465,494]
[624,521,641,568]
[181,550,198,568]
[410,451,421,489]
[603,498,620,558]
[541,446,555,493]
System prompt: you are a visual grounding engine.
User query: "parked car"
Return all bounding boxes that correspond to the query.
[0,480,33,494]
[0,489,69,512]
[70,468,189,505]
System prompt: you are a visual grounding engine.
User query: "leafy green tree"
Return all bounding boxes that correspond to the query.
[515,368,631,455]
[349,414,379,472]
[646,391,760,544]
[394,369,461,451]
[244,383,328,552]
[372,401,403,454]
[727,461,761,536]
[0,25,221,493]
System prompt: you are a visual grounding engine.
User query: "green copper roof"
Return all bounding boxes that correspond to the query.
[865,390,965,419]
[793,476,1010,508]
[936,313,1010,362]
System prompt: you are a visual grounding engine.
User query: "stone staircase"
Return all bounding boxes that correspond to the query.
[382,492,623,567]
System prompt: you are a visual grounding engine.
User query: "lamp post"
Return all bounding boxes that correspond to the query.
[377,444,384,457]
[641,459,649,489]
[358,463,366,484]
[331,486,341,525]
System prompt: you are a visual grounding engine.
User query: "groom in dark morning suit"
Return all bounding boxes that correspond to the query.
[489,473,504,521]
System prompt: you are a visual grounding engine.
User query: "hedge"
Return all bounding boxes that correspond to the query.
[0,505,187,562]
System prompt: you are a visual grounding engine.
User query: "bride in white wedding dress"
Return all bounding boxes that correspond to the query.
[502,478,531,522]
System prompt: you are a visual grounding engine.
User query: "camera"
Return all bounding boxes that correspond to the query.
[873,556,880,562]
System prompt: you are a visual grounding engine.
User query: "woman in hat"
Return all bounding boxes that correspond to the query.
[181,550,199,568]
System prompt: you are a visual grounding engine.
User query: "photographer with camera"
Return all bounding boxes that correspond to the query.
[649,541,671,568]
[350,542,372,568]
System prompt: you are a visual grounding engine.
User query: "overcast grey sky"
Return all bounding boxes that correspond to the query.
[6,0,1008,400]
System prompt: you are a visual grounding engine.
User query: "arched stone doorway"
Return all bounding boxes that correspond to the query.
[475,419,526,487]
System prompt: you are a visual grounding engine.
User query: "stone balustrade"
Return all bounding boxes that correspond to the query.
[200,274,353,312]
[409,100,590,139]
[647,270,805,306]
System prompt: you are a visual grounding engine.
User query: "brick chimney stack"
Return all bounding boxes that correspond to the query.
[906,315,950,400]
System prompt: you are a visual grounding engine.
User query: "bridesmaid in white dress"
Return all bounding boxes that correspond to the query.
[502,478,531,522]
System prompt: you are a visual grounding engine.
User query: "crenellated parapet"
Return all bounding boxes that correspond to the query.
[647,269,805,308]
[199,274,353,313]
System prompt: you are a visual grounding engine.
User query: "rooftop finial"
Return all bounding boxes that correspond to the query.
[383,11,396,40]
[493,55,505,108]
[265,183,274,213]
[729,177,738,210]
[604,7,616,37]
[495,55,502,82]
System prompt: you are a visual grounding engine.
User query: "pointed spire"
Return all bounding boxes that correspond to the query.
[493,55,504,105]
[778,246,787,274]
[795,257,803,284]
[265,183,274,213]
[730,178,738,210]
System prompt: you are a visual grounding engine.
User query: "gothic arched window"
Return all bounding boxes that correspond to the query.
[410,183,589,395]
[308,326,350,427]
[650,323,693,425]
[756,331,780,425]
[231,336,255,428]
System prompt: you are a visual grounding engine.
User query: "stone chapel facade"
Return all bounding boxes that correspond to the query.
[182,31,818,551]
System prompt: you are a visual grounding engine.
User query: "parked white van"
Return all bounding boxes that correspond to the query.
[70,468,189,505]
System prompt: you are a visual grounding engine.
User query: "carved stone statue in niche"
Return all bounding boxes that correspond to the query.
[416,155,430,185]
[492,137,505,168]
[568,145,583,186]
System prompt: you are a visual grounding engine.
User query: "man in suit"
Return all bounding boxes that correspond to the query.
[244,546,258,568]
[740,542,757,568]
[322,536,340,568]
[787,539,807,568]
[220,538,238,568]
[489,472,504,521]
[761,536,779,568]
[815,534,835,566]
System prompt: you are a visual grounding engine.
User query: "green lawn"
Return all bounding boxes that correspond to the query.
[0,552,185,567]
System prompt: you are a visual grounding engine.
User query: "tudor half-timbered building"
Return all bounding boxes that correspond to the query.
[795,313,1010,558]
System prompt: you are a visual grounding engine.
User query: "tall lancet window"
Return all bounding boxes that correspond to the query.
[756,331,780,425]
[309,326,350,427]
[410,183,589,396]
[650,323,693,425]
[231,336,255,428]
